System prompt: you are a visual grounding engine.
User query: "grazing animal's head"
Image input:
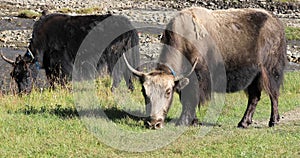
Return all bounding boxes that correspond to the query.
[1,49,38,93]
[123,54,197,129]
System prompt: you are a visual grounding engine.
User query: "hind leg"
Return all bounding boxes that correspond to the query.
[238,76,262,128]
[268,68,283,127]
[269,94,280,127]
[268,77,281,127]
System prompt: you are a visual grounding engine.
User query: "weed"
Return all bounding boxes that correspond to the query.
[0,71,299,156]
[17,10,41,19]
[285,27,300,41]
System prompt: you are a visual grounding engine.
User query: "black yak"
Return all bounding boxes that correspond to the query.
[1,13,139,93]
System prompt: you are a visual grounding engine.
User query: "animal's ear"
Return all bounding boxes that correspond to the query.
[175,78,189,91]
[24,49,34,62]
[16,55,22,62]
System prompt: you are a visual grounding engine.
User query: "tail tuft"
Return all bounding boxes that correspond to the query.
[261,66,272,98]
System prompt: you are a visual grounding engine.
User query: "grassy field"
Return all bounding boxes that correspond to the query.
[285,27,300,41]
[0,71,299,157]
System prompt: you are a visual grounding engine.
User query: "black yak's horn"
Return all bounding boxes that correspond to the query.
[0,51,15,65]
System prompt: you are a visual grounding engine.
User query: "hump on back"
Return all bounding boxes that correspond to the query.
[124,7,286,129]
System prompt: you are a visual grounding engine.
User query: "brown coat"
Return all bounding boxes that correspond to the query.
[125,7,286,128]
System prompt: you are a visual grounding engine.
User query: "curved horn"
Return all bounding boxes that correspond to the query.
[0,52,15,65]
[123,54,144,77]
[174,57,198,81]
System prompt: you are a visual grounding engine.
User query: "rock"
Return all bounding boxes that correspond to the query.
[0,0,299,65]
[0,38,6,43]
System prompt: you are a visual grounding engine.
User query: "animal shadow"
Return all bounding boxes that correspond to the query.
[15,104,79,119]
[78,106,146,122]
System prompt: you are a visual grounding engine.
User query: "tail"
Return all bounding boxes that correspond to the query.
[261,66,272,98]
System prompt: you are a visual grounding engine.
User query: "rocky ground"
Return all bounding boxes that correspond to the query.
[0,0,299,92]
[0,0,300,63]
[253,106,300,127]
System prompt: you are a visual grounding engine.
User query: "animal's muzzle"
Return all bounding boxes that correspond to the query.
[146,118,164,129]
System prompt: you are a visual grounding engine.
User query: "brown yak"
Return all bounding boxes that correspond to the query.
[124,7,287,129]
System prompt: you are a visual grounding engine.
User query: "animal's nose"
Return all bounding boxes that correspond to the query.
[146,118,164,129]
[154,121,163,129]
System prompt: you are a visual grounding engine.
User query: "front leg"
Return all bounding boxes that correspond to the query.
[176,87,199,126]
[176,108,198,126]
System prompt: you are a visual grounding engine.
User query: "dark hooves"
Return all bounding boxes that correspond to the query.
[237,122,249,128]
[268,121,279,127]
[191,118,199,127]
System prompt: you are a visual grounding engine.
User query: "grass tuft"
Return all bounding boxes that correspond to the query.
[285,26,300,41]
[17,10,41,19]
[0,71,299,156]
[58,7,102,14]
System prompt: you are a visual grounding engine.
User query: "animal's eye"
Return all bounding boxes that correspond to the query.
[165,88,172,98]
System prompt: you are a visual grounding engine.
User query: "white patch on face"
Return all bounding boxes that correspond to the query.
[143,74,175,121]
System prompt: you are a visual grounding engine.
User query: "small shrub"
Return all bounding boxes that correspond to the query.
[275,0,298,2]
[17,10,41,19]
[58,7,102,14]
[76,7,102,14]
[285,27,300,41]
[58,8,74,14]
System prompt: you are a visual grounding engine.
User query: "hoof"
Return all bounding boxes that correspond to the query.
[128,85,135,92]
[268,120,279,127]
[268,121,275,127]
[237,121,249,128]
[269,114,280,127]
[176,119,189,126]
[110,87,115,92]
[176,118,199,127]
[191,118,199,127]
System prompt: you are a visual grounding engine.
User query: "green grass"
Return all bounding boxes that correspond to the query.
[274,0,299,2]
[285,26,300,41]
[17,10,41,19]
[0,71,299,157]
[58,7,102,14]
[16,7,102,18]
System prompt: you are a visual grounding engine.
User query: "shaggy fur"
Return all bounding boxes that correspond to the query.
[5,13,140,93]
[150,7,286,128]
